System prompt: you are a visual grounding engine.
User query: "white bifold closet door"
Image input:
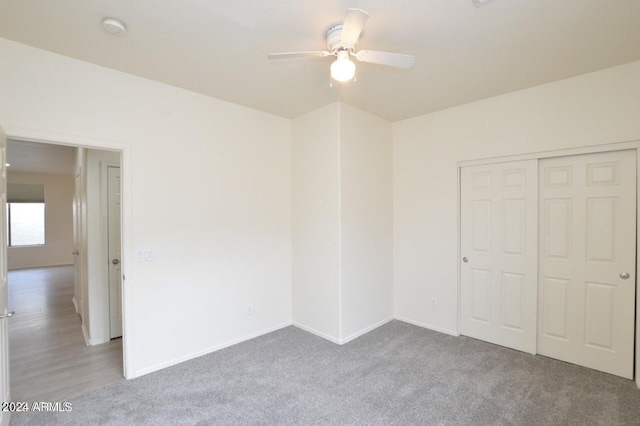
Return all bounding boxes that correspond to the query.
[460,160,538,354]
[538,150,636,379]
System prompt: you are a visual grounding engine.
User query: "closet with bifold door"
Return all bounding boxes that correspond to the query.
[460,148,637,379]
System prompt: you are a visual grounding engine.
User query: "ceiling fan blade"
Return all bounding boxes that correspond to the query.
[340,8,369,47]
[268,51,333,59]
[355,50,415,69]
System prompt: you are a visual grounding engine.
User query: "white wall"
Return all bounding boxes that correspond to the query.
[393,60,640,334]
[7,171,74,270]
[292,103,341,341]
[292,102,393,343]
[339,104,393,340]
[0,38,292,377]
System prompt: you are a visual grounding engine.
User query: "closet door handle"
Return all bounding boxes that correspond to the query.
[620,272,630,279]
[462,257,469,263]
[0,311,15,319]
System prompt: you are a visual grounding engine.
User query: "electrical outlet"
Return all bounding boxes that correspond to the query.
[431,298,438,309]
[247,304,254,316]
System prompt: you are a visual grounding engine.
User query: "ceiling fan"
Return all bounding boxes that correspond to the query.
[268,9,415,83]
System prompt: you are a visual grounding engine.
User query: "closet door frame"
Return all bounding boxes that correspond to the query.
[457,140,640,388]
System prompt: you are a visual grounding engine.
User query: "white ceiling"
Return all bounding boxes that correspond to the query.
[0,1,639,121]
[7,139,76,175]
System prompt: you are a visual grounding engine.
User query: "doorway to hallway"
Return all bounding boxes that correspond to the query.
[5,138,125,403]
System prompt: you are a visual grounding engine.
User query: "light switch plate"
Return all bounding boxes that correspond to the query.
[136,249,156,262]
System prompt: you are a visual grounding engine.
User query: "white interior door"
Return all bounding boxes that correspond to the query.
[460,160,538,353]
[538,150,636,379]
[0,126,12,426]
[108,166,122,339]
[73,170,83,318]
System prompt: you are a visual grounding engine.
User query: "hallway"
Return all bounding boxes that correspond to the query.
[8,265,123,402]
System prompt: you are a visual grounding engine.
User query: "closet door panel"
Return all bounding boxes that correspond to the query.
[538,150,636,379]
[460,160,538,353]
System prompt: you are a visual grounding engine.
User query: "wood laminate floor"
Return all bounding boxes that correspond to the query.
[8,265,123,403]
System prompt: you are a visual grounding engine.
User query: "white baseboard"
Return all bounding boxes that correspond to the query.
[81,323,91,346]
[340,317,395,344]
[80,323,109,346]
[394,316,459,337]
[292,322,342,344]
[133,321,293,378]
[294,317,394,345]
[72,296,79,314]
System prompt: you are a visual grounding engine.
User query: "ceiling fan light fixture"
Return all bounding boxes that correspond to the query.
[330,50,356,82]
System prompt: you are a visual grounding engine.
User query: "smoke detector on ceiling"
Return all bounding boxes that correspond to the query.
[102,17,127,36]
[471,0,494,7]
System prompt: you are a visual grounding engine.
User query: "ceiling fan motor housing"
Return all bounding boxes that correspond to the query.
[326,24,353,52]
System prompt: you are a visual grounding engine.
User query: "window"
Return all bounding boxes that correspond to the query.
[6,184,46,247]
[7,203,45,246]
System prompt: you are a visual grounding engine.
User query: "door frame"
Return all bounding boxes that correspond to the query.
[457,140,640,388]
[3,128,134,380]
